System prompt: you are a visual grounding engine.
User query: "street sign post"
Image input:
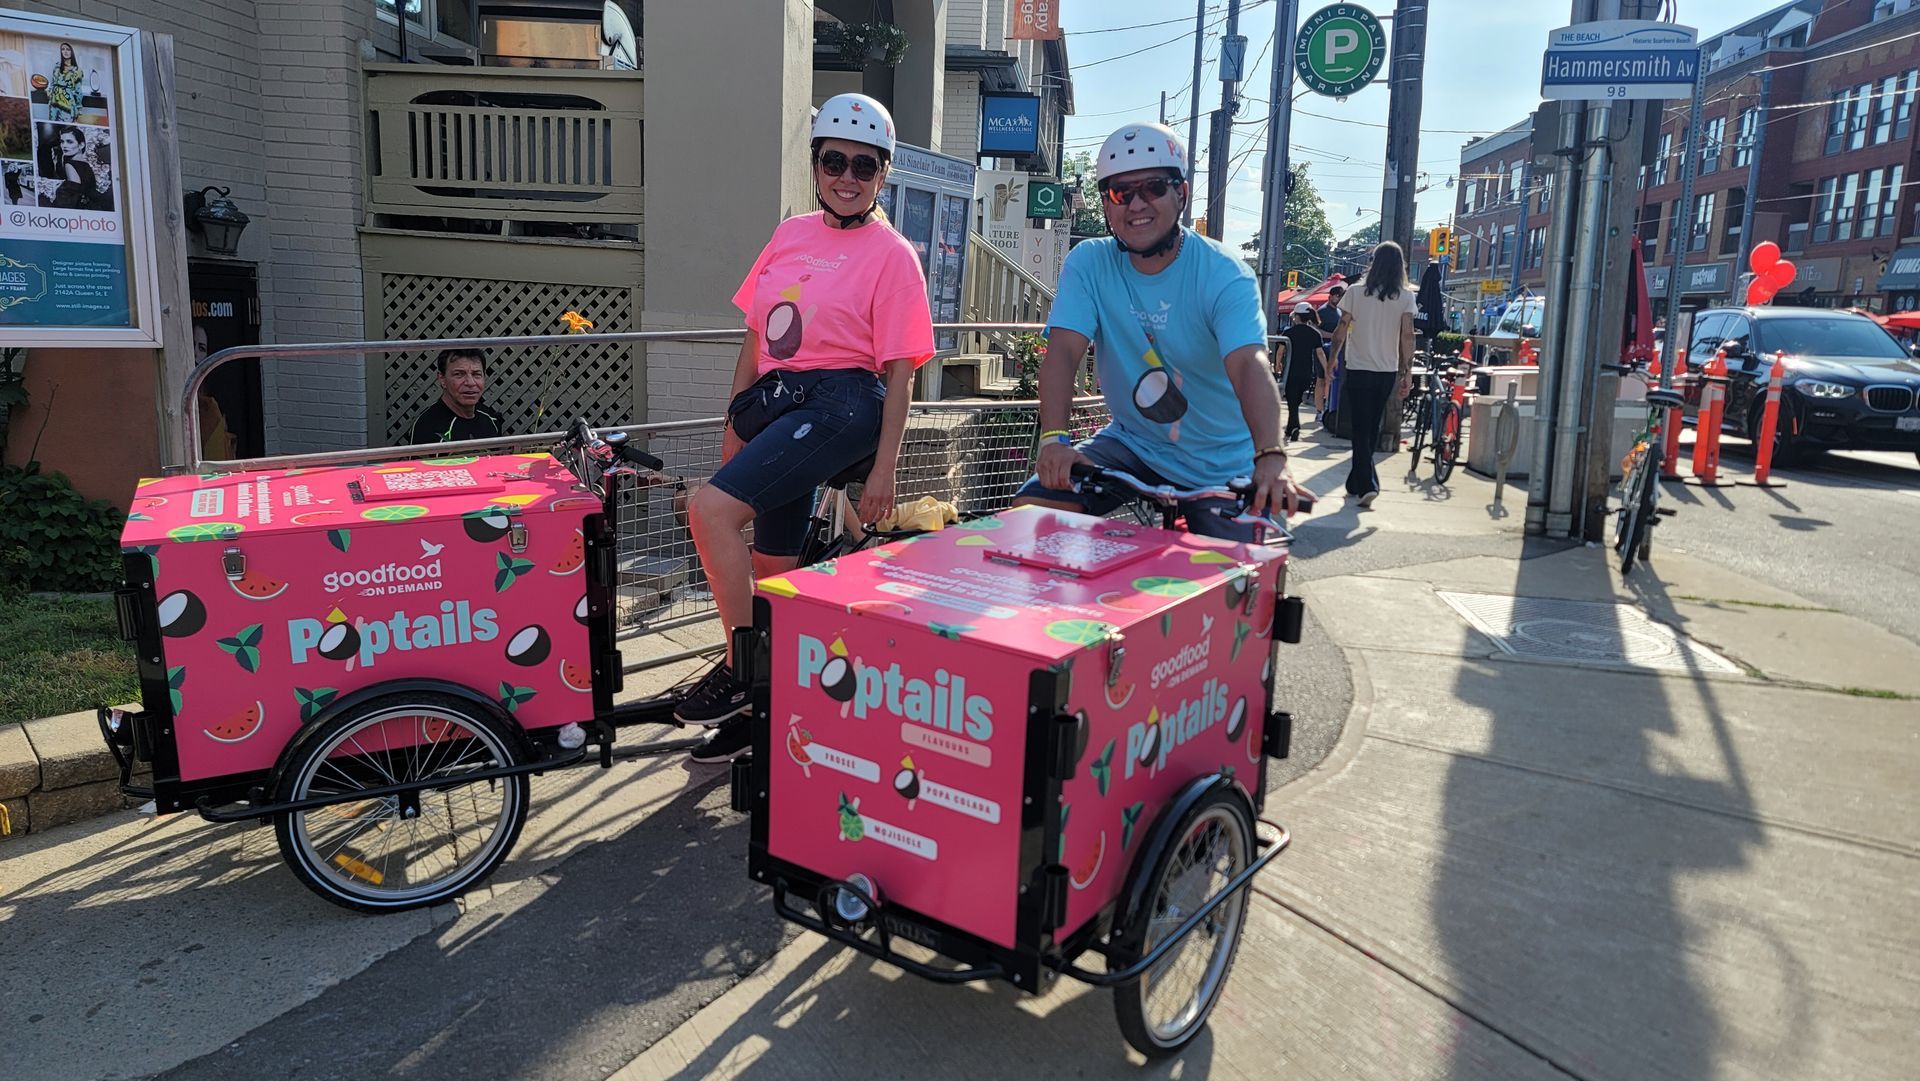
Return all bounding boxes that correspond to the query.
[1540,20,1699,101]
[1026,181,1065,220]
[1295,4,1386,98]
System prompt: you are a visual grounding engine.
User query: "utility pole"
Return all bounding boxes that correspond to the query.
[1507,152,1535,296]
[1186,0,1206,226]
[1257,0,1303,338]
[1658,45,1707,387]
[1205,0,1245,241]
[1377,0,1428,257]
[1525,0,1665,540]
[1160,90,1168,125]
[1733,69,1772,310]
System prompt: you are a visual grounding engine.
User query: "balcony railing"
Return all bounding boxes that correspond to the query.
[364,64,644,225]
[961,232,1054,367]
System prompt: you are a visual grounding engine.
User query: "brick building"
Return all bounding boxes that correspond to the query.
[1448,120,1554,330]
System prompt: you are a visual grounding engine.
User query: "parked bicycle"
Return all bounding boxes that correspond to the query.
[1407,356,1473,484]
[1604,363,1688,573]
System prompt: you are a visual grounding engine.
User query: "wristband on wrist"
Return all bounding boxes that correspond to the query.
[1038,429,1072,445]
[1254,446,1288,461]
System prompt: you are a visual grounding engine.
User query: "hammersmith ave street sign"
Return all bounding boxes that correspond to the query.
[1295,4,1386,98]
[1541,20,1700,101]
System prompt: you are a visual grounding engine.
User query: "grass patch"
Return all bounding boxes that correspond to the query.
[1675,594,1839,613]
[0,593,140,725]
[1836,686,1916,701]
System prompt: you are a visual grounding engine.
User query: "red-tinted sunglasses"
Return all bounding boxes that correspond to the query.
[1101,176,1178,206]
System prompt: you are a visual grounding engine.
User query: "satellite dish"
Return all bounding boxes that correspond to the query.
[600,1,638,71]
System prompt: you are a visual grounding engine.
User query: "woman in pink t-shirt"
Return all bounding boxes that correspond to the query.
[681,94,935,754]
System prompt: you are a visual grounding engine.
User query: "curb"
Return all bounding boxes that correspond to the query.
[0,707,147,842]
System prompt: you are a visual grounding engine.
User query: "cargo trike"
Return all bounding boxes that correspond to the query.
[99,421,1308,1057]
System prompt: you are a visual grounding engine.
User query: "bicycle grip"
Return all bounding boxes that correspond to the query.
[616,442,665,471]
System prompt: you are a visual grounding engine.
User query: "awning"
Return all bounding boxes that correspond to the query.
[1876,245,1920,292]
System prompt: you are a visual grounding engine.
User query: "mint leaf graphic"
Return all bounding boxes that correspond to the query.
[327,529,351,553]
[295,687,339,722]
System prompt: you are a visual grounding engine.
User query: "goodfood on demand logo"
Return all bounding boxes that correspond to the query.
[796,633,993,740]
[323,556,444,595]
[288,600,497,668]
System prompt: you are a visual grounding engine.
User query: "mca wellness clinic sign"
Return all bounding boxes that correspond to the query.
[979,93,1041,158]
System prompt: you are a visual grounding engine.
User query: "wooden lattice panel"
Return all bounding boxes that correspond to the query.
[379,274,635,445]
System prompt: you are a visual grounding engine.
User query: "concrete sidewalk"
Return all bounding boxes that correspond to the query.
[613,436,1919,1080]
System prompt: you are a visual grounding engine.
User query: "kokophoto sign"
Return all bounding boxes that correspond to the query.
[1295,4,1387,99]
[1541,20,1700,101]
[979,93,1041,157]
[0,10,163,347]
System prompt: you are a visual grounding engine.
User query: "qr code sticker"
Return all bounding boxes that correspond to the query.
[1027,531,1139,565]
[378,469,478,492]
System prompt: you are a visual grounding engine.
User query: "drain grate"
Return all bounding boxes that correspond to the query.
[1438,592,1741,674]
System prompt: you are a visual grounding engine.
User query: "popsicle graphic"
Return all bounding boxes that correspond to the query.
[835,793,938,860]
[793,720,880,784]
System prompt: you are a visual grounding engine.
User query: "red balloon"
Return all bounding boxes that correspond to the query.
[1763,259,1798,291]
[1749,241,1782,276]
[1746,280,1776,306]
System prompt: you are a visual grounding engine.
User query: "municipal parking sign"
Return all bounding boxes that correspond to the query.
[1541,20,1699,101]
[1295,4,1386,99]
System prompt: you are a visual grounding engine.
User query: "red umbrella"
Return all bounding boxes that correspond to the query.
[1622,243,1655,365]
[1875,310,1920,330]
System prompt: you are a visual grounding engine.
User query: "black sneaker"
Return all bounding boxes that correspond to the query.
[675,663,750,726]
[688,718,752,764]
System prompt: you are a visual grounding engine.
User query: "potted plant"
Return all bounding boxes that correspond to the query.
[834,21,911,68]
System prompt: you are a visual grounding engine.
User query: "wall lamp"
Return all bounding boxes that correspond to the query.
[184,186,250,256]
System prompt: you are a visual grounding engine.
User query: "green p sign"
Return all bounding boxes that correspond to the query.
[1296,4,1387,99]
[1027,181,1065,220]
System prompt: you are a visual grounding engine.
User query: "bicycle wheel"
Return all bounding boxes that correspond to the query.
[1408,395,1432,461]
[274,692,530,913]
[1112,787,1255,1059]
[1613,445,1658,574]
[1432,402,1462,484]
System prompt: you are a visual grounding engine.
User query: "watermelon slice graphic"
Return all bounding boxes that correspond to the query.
[205,701,265,743]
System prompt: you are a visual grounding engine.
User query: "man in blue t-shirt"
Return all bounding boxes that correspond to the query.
[1014,122,1309,538]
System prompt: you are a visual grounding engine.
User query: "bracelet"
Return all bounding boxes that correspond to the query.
[1038,429,1072,444]
[1254,446,1288,461]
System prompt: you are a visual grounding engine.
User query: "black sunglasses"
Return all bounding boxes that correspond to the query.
[816,150,883,183]
[1102,176,1178,207]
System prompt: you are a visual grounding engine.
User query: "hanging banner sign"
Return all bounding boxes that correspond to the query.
[1541,20,1700,101]
[1008,0,1062,41]
[0,11,162,347]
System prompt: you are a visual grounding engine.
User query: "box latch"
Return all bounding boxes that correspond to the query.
[221,546,246,580]
[1104,633,1126,689]
[508,521,529,553]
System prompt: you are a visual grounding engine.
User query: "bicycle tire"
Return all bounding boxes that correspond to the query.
[1614,445,1658,574]
[1408,395,1432,460]
[1432,402,1462,485]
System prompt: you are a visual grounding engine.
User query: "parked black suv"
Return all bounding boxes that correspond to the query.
[1685,306,1920,463]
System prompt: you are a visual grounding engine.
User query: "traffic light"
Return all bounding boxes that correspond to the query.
[1287,270,1301,290]
[1429,227,1454,259]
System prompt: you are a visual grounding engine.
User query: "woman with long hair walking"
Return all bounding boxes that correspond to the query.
[1331,242,1416,506]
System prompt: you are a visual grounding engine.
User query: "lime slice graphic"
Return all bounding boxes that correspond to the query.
[1045,619,1117,646]
[420,456,480,466]
[954,516,1003,531]
[361,505,430,521]
[167,522,244,542]
[1132,575,1201,598]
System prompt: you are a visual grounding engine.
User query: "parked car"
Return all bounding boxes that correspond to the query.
[1478,295,1544,363]
[1684,306,1920,464]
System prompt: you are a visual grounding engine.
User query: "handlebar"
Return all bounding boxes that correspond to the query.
[555,418,668,497]
[1068,462,1314,539]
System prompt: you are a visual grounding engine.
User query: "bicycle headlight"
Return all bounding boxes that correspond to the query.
[1797,380,1855,399]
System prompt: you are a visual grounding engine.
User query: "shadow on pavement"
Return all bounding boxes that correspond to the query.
[1434,539,1783,1080]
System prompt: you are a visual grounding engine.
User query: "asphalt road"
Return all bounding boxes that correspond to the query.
[1655,443,1920,646]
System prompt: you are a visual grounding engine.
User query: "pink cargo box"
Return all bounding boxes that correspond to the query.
[743,504,1295,988]
[114,453,611,813]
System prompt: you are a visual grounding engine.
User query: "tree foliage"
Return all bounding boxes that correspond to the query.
[1065,151,1108,239]
[1238,164,1336,278]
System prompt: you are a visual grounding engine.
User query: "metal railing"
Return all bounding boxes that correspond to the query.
[364,64,645,224]
[180,325,1112,654]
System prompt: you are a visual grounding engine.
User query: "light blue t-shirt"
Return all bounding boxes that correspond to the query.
[1046,229,1268,489]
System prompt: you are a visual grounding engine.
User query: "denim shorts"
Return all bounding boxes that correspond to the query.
[708,368,886,556]
[1013,429,1257,542]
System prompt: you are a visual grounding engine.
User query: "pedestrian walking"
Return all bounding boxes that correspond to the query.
[1279,302,1326,444]
[1331,242,1417,507]
[1315,281,1345,416]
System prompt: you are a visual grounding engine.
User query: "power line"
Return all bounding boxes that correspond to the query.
[1074,1,1272,71]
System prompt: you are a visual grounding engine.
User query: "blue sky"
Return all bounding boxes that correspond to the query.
[1057,0,1782,251]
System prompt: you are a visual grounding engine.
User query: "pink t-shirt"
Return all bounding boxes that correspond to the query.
[732,212,936,375]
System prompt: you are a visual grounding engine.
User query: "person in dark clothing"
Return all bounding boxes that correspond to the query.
[1315,282,1346,416]
[408,348,504,445]
[1279,303,1327,443]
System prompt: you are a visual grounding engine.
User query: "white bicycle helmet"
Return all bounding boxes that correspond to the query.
[1096,122,1188,182]
[812,93,896,157]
